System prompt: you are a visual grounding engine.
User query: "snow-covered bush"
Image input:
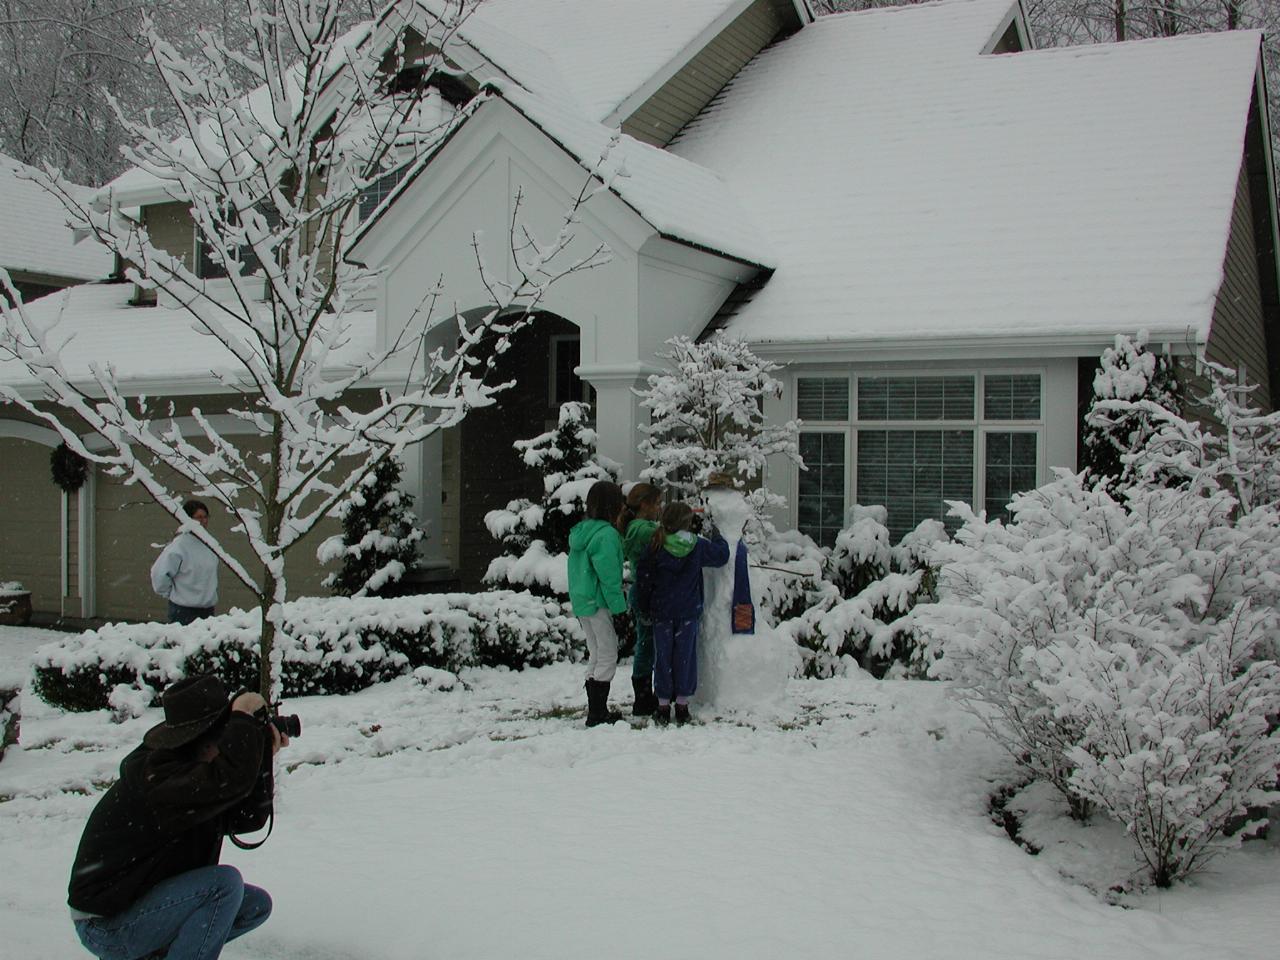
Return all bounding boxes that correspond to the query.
[777,507,948,678]
[1060,601,1280,887]
[318,456,423,597]
[917,471,1280,884]
[1082,331,1180,497]
[484,401,618,596]
[0,580,25,616]
[33,592,582,711]
[1108,359,1280,515]
[0,686,18,761]
[754,529,829,625]
[637,334,801,527]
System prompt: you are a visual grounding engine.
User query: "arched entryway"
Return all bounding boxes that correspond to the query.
[450,312,590,588]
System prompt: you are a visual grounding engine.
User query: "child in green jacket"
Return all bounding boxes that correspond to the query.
[567,480,627,727]
[620,482,662,716]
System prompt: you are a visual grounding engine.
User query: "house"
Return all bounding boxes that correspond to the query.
[0,153,113,302]
[0,0,1276,622]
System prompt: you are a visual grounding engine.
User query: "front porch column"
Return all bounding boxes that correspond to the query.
[577,362,661,482]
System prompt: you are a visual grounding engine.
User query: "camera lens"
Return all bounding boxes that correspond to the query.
[270,714,302,738]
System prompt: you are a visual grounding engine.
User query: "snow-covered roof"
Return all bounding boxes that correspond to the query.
[102,0,760,206]
[669,0,1264,348]
[0,155,113,282]
[0,283,376,394]
[488,86,775,267]
[442,0,751,123]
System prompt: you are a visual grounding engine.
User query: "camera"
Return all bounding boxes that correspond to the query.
[268,713,302,738]
[246,698,302,739]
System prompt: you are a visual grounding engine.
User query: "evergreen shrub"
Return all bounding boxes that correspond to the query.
[33,592,582,711]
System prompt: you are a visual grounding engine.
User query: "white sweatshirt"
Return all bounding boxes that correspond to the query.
[149,531,219,609]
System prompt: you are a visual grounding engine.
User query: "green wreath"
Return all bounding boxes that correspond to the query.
[50,443,88,493]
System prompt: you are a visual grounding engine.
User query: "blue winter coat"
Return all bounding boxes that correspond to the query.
[634,530,730,623]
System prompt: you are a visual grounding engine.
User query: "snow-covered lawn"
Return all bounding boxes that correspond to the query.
[1,625,1276,960]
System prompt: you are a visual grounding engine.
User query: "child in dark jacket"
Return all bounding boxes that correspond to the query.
[621,483,663,716]
[634,502,729,725]
[567,480,628,727]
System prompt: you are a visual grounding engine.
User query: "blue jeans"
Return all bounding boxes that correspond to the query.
[168,602,215,625]
[653,618,699,703]
[631,614,655,680]
[74,864,271,960]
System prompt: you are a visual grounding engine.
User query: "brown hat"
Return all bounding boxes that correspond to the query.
[143,675,231,750]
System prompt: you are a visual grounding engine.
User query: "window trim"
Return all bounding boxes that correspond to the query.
[795,426,850,548]
[792,368,1047,541]
[548,333,593,410]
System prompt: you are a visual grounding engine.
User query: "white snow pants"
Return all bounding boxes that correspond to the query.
[579,609,619,682]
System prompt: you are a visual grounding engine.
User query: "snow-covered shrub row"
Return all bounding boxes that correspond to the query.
[33,592,582,711]
[767,508,948,679]
[915,473,1280,886]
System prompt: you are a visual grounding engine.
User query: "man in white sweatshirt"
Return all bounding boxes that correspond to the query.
[150,500,220,624]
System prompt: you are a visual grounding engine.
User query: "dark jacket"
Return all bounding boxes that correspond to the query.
[635,530,730,623]
[68,713,273,917]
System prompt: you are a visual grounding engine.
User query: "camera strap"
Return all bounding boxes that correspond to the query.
[229,811,274,850]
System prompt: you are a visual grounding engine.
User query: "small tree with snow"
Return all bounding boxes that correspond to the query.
[319,455,422,597]
[778,506,948,678]
[637,334,802,531]
[0,0,610,697]
[484,401,619,596]
[1082,331,1181,497]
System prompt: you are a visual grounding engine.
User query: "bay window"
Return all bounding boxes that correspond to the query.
[795,370,1043,545]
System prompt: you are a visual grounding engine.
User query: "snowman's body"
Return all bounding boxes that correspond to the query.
[696,489,800,711]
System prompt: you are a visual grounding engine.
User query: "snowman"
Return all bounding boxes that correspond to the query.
[696,487,800,711]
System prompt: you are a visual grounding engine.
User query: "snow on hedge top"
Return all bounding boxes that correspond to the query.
[0,155,112,281]
[0,283,376,391]
[441,0,748,122]
[670,0,1261,347]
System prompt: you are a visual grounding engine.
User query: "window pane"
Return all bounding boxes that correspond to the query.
[984,374,1041,420]
[984,431,1038,523]
[797,378,850,421]
[857,429,973,541]
[553,338,591,406]
[797,432,845,548]
[359,166,410,221]
[859,376,974,421]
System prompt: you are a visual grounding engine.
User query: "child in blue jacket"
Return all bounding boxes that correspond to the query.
[634,502,729,725]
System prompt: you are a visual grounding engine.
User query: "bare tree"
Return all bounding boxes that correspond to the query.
[0,0,380,185]
[0,0,611,696]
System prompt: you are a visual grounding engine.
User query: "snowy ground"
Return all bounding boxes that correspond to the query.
[1,625,1277,960]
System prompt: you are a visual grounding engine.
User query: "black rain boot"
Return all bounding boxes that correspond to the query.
[654,703,671,726]
[631,676,656,717]
[674,703,691,726]
[585,680,622,727]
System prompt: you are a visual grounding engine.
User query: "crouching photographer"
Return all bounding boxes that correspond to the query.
[67,674,293,960]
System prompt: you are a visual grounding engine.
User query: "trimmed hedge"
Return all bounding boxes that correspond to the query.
[33,591,583,712]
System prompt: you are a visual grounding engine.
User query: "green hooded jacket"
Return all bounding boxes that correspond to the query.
[567,519,627,617]
[623,518,660,566]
